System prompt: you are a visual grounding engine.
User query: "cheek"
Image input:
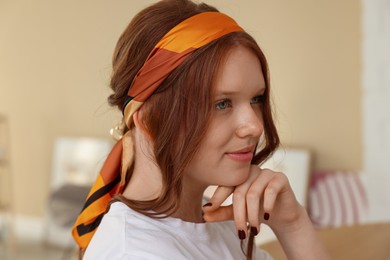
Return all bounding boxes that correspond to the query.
[206,121,233,148]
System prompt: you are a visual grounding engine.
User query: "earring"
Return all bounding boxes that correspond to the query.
[110,120,126,140]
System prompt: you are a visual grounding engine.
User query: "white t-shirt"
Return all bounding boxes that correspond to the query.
[84,202,273,260]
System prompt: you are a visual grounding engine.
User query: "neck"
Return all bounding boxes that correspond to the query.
[170,176,206,223]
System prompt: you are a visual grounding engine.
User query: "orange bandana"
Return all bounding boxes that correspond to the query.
[72,11,243,249]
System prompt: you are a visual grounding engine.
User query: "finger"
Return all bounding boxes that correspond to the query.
[263,173,289,215]
[203,205,233,222]
[203,186,234,212]
[232,170,259,239]
[245,168,275,232]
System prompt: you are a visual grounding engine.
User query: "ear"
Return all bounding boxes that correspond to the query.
[132,110,150,138]
[133,110,140,128]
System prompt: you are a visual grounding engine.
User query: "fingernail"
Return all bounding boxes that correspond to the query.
[250,226,258,236]
[203,202,212,207]
[264,213,270,220]
[238,230,246,240]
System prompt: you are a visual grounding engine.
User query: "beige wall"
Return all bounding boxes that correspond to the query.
[0,0,361,217]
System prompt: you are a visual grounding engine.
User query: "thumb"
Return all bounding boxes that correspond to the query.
[203,186,234,212]
[202,186,235,222]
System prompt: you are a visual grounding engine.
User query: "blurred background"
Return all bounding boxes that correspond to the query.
[1,0,389,259]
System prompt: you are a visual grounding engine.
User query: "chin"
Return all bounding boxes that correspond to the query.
[221,168,250,186]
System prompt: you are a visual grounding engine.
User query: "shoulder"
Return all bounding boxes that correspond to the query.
[82,202,129,259]
[83,202,188,260]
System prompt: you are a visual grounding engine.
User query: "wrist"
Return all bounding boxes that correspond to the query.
[271,206,330,260]
[271,205,309,235]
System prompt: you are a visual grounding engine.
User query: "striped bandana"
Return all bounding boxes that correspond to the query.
[72,11,243,249]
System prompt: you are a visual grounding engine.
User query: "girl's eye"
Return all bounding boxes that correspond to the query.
[215,99,232,110]
[250,95,265,104]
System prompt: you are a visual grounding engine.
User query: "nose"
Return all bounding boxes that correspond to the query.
[235,105,263,139]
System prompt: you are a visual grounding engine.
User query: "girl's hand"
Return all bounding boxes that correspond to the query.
[202,165,304,238]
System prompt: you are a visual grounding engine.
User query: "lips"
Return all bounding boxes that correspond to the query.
[226,146,255,162]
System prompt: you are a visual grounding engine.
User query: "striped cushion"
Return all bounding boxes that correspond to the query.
[308,170,368,227]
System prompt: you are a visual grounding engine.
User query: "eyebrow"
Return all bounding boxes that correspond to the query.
[216,87,266,96]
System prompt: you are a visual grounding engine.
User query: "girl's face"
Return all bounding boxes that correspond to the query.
[185,46,265,188]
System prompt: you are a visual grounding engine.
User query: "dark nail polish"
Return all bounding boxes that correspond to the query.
[250,226,258,236]
[238,230,246,240]
[264,213,270,220]
[203,202,212,207]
